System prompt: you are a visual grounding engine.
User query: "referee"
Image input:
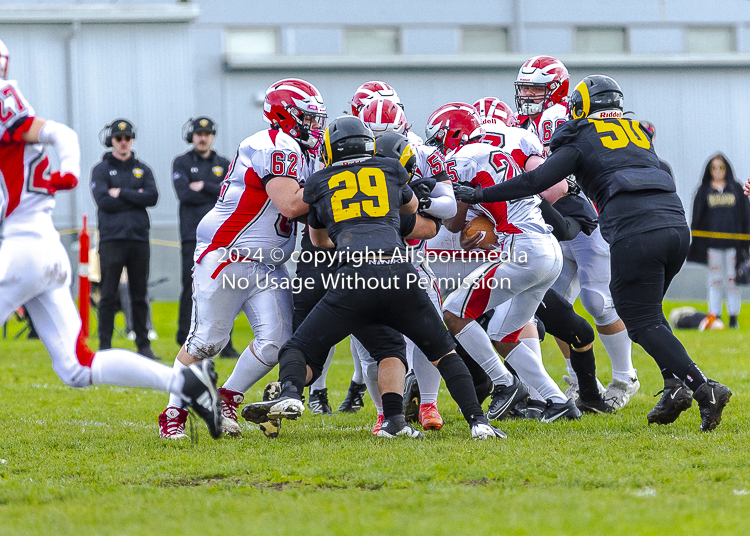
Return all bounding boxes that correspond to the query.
[171,117,238,357]
[455,75,731,432]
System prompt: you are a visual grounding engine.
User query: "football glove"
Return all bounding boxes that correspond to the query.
[49,171,79,193]
[453,181,484,204]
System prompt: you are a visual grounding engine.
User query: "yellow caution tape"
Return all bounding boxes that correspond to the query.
[55,228,180,247]
[690,230,750,241]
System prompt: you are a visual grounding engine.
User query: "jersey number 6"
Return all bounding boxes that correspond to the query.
[328,168,390,222]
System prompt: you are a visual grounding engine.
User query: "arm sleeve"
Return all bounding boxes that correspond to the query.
[400,184,415,205]
[172,158,209,205]
[37,120,80,177]
[480,145,580,203]
[119,166,159,207]
[90,165,131,212]
[539,198,582,242]
[423,179,457,219]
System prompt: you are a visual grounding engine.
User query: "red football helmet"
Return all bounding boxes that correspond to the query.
[514,56,569,117]
[349,81,400,116]
[0,39,9,79]
[263,78,327,150]
[359,98,407,136]
[473,97,517,127]
[424,103,484,155]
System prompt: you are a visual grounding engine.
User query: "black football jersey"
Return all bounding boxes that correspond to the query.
[549,118,675,210]
[303,156,412,256]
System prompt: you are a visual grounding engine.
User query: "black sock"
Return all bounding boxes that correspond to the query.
[661,368,673,381]
[277,347,306,401]
[382,392,404,419]
[682,362,707,392]
[633,324,694,380]
[569,347,599,400]
[436,352,484,423]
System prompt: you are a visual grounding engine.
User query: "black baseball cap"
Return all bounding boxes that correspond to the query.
[190,116,216,134]
[110,119,135,138]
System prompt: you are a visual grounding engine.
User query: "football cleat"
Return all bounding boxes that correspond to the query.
[468,414,507,440]
[604,375,640,410]
[693,380,732,432]
[418,403,443,430]
[308,388,333,415]
[218,387,244,437]
[240,381,289,438]
[372,414,385,435]
[338,381,367,413]
[576,395,616,414]
[376,416,425,439]
[486,376,529,421]
[179,360,222,439]
[523,399,547,420]
[540,399,582,423]
[158,407,188,440]
[242,396,304,424]
[698,313,724,332]
[403,371,420,423]
[563,374,606,404]
[647,378,693,425]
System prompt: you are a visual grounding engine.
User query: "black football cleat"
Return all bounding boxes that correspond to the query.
[338,381,367,413]
[693,380,732,432]
[523,399,547,420]
[308,387,333,415]
[486,376,529,421]
[540,398,582,423]
[179,360,222,439]
[576,395,616,414]
[647,378,693,425]
[403,371,420,423]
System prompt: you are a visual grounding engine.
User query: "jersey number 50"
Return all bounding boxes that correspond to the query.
[328,168,390,222]
[590,119,651,151]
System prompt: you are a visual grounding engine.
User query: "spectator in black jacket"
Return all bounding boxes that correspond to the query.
[91,118,160,359]
[172,117,238,357]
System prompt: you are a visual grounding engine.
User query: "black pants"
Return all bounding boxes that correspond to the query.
[98,240,150,350]
[284,262,456,378]
[177,240,196,346]
[609,225,694,375]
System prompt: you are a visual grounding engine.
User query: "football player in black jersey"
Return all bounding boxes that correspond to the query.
[455,75,731,432]
[244,116,504,439]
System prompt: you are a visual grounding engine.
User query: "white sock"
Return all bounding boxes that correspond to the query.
[520,337,542,358]
[310,347,335,391]
[405,338,415,371]
[599,330,635,383]
[167,357,188,408]
[91,349,182,394]
[527,384,545,402]
[455,321,513,386]
[351,346,364,384]
[412,347,441,405]
[564,357,577,381]
[222,341,273,393]
[362,365,382,414]
[504,344,566,403]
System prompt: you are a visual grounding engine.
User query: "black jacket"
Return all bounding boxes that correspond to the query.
[171,149,229,242]
[687,155,750,264]
[90,152,158,243]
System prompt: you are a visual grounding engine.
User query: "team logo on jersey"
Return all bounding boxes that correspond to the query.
[213,166,224,176]
[191,167,199,174]
[133,168,144,178]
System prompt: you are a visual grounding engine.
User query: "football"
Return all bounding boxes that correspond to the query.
[462,214,498,250]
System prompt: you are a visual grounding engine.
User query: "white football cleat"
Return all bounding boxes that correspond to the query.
[471,422,507,440]
[604,375,641,410]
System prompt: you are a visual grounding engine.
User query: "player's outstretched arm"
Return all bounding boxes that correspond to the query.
[266,176,308,218]
[23,117,80,192]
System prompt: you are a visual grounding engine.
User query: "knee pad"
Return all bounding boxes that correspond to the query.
[253,339,281,367]
[579,287,619,326]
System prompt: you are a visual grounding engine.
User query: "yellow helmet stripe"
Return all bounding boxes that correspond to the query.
[574,80,590,119]
[323,126,333,166]
[399,143,414,169]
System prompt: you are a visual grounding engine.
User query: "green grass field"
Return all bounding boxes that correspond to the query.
[1,301,748,536]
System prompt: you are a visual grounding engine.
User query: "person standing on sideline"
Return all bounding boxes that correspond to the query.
[171,117,238,357]
[688,153,750,330]
[90,119,160,360]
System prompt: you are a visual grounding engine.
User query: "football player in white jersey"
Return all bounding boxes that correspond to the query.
[157,78,327,439]
[429,104,579,422]
[515,56,640,409]
[0,38,222,439]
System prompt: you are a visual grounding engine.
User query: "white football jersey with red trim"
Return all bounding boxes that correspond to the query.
[481,122,544,170]
[0,80,56,238]
[447,142,549,236]
[195,129,313,265]
[412,143,445,180]
[525,103,568,146]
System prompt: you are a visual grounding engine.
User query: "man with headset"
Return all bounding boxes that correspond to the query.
[171,117,238,357]
[90,118,159,360]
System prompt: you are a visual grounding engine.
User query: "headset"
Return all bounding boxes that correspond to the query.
[182,116,217,144]
[99,118,137,148]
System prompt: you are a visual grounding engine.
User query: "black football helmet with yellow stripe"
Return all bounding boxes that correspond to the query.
[567,75,624,120]
[373,132,416,177]
[321,115,375,167]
